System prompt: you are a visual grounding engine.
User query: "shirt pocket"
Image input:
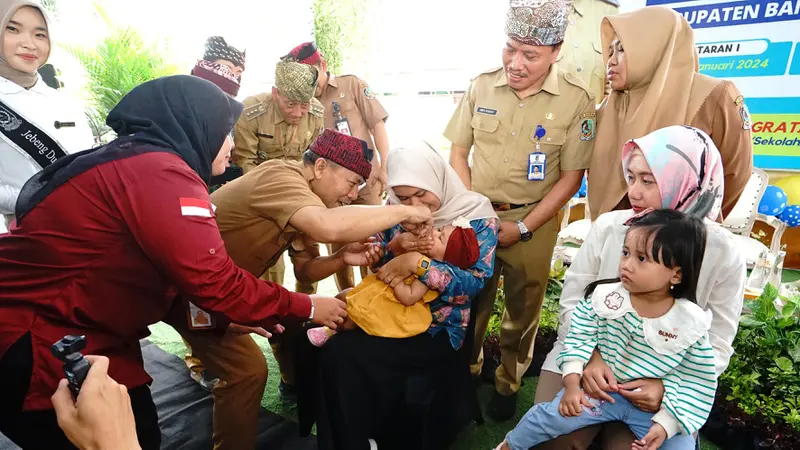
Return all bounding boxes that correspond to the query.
[470,115,502,159]
[256,134,285,161]
[514,127,567,172]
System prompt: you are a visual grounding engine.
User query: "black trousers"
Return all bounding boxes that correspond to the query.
[0,333,161,450]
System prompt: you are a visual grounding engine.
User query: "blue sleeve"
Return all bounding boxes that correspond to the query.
[370,225,402,270]
[418,218,498,301]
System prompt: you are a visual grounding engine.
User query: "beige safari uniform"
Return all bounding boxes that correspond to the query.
[318,73,389,289]
[232,92,324,293]
[557,0,620,103]
[180,161,325,449]
[444,65,595,395]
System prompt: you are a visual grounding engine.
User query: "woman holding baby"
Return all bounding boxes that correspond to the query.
[297,143,499,450]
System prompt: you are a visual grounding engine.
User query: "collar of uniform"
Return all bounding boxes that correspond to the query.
[327,72,338,89]
[493,65,560,96]
[272,99,286,125]
[0,75,40,94]
[572,0,585,17]
[541,64,560,95]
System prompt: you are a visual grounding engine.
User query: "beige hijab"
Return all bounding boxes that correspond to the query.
[588,6,719,219]
[386,143,497,227]
[0,0,50,88]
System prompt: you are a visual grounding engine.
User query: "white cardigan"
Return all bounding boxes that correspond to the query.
[542,210,746,378]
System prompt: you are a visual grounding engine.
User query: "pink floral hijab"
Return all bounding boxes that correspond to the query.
[622,126,724,221]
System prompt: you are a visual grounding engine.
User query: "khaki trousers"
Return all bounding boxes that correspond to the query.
[328,180,383,290]
[179,330,268,450]
[183,252,314,383]
[470,207,558,396]
[531,370,639,449]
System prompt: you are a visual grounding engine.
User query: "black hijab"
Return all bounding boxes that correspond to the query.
[16,75,243,221]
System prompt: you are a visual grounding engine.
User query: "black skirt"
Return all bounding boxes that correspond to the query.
[296,327,472,450]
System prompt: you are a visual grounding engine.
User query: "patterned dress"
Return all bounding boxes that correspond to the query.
[372,217,499,350]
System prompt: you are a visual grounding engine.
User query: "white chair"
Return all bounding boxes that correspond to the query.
[554,197,592,265]
[721,168,775,269]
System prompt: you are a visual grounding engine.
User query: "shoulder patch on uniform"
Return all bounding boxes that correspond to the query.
[740,103,752,130]
[580,117,596,141]
[472,66,503,81]
[243,102,268,121]
[580,111,596,119]
[310,98,324,117]
[362,84,376,100]
[734,95,744,106]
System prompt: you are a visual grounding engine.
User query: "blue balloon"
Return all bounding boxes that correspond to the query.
[758,185,788,216]
[778,204,800,227]
[578,175,588,198]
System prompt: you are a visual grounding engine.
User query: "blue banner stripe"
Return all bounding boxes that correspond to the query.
[755,155,800,170]
[746,97,800,114]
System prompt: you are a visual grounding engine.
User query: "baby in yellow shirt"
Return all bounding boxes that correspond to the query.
[307,221,479,346]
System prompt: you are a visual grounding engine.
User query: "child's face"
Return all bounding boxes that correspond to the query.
[619,228,681,295]
[427,225,456,260]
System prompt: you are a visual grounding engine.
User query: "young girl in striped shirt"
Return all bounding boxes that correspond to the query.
[497,208,715,450]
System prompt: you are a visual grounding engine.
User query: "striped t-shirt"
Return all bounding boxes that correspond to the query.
[557,282,717,438]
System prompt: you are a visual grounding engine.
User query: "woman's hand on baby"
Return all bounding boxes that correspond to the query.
[402,205,433,226]
[631,423,667,450]
[376,252,422,288]
[309,295,348,330]
[390,232,434,254]
[581,351,618,403]
[618,379,664,413]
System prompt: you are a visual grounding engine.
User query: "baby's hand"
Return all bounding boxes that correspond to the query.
[389,232,434,254]
[631,423,667,450]
[558,386,593,417]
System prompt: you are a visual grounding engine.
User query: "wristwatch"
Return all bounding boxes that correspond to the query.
[416,256,432,277]
[517,221,533,242]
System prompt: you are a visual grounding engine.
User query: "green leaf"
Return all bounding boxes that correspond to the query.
[739,316,765,328]
[761,283,779,302]
[775,357,794,372]
[782,302,797,318]
[789,344,800,363]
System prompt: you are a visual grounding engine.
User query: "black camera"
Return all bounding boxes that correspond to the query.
[51,335,91,398]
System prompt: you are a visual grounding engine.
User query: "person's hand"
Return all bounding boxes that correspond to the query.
[369,165,388,194]
[51,356,141,450]
[389,232,434,254]
[497,221,521,248]
[376,252,421,288]
[581,351,618,403]
[632,423,667,450]
[227,323,284,338]
[341,239,384,267]
[559,384,593,417]
[618,379,664,413]
[309,294,347,330]
[401,205,433,229]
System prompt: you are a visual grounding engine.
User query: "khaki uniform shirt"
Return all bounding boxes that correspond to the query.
[232,93,325,173]
[210,160,324,277]
[319,74,388,152]
[557,0,620,102]
[444,65,596,205]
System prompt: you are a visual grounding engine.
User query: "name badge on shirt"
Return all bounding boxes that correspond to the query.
[187,302,215,330]
[476,107,497,115]
[528,152,546,181]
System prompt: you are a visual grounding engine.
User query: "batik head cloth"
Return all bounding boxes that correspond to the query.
[505,0,569,46]
[274,60,318,103]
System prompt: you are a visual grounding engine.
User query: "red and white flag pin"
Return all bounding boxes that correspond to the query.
[180,197,215,218]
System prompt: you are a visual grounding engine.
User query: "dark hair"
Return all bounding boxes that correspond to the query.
[584,209,707,303]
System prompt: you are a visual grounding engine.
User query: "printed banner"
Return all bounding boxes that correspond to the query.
[632,0,800,170]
